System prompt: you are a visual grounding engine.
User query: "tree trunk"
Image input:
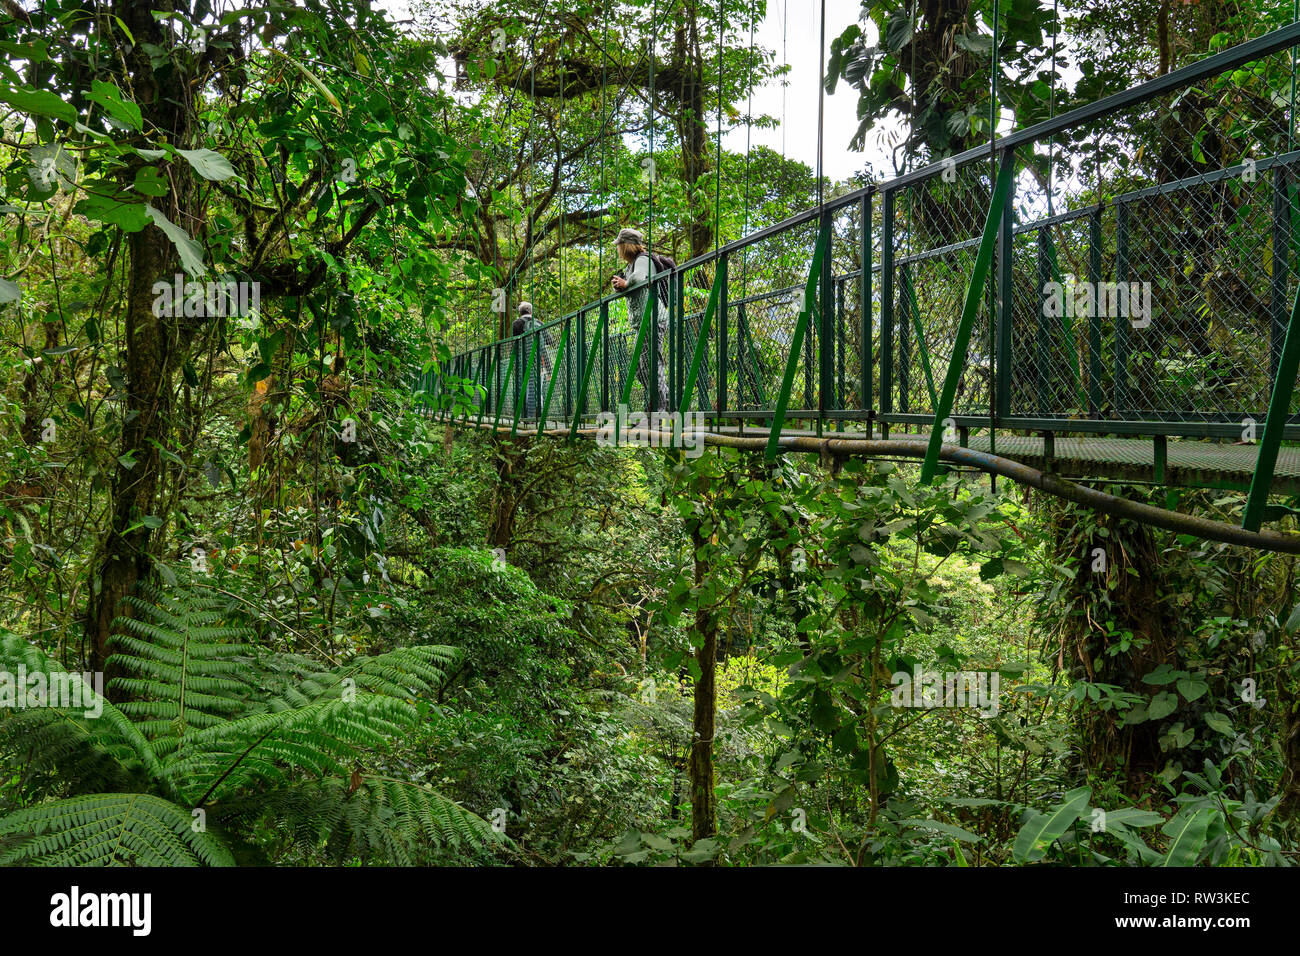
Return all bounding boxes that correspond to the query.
[688,523,718,846]
[86,0,197,682]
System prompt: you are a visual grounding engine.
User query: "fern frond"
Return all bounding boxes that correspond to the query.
[163,695,419,804]
[254,645,461,711]
[108,585,259,747]
[213,776,505,864]
[0,634,166,787]
[0,793,234,866]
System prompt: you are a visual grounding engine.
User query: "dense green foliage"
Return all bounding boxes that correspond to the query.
[0,0,1299,867]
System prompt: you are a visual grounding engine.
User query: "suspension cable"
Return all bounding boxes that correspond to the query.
[741,0,756,300]
[598,0,609,298]
[715,0,724,254]
[559,31,565,316]
[1048,0,1057,217]
[781,0,788,160]
[648,0,656,255]
[816,0,826,210]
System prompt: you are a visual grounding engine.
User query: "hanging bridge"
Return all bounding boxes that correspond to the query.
[422,22,1300,553]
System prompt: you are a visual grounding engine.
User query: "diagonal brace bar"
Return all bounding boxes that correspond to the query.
[1244,223,1300,531]
[921,150,1017,483]
[570,305,609,441]
[766,213,833,460]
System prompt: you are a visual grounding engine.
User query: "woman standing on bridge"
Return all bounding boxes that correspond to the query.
[611,227,670,413]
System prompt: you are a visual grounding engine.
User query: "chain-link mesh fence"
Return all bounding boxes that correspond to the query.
[434,27,1300,448]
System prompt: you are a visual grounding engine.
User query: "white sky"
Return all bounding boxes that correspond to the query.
[381,0,883,181]
[723,0,882,182]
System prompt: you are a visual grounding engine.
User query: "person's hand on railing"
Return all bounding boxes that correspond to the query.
[612,275,628,292]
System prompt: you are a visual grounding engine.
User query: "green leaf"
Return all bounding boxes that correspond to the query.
[1147,692,1178,721]
[270,49,342,112]
[133,166,169,197]
[1160,807,1215,867]
[0,84,75,123]
[85,79,142,131]
[953,31,993,54]
[175,148,237,182]
[1012,787,1091,863]
[900,819,982,842]
[0,278,19,305]
[1176,678,1209,702]
[75,193,150,232]
[1104,808,1165,828]
[145,205,206,277]
[1203,712,1233,735]
[1143,664,1182,685]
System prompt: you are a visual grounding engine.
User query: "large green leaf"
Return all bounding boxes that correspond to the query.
[75,192,150,232]
[145,205,206,277]
[900,819,982,843]
[1104,808,1165,828]
[1012,786,1091,863]
[85,79,142,131]
[0,84,75,122]
[1161,807,1215,867]
[175,147,237,182]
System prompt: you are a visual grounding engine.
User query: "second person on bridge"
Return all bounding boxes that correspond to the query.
[611,227,671,413]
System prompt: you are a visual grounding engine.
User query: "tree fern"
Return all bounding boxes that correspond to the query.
[0,582,499,866]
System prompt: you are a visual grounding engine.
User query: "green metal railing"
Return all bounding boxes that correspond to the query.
[423,22,1300,527]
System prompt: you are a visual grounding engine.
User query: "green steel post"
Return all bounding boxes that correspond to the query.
[1037,229,1051,413]
[905,266,938,411]
[571,305,609,441]
[881,189,894,416]
[921,149,1017,483]
[650,273,661,413]
[718,255,729,417]
[1088,205,1104,416]
[492,343,515,432]
[563,316,572,419]
[737,301,747,407]
[766,214,832,460]
[667,274,676,410]
[819,210,834,432]
[1115,202,1130,414]
[862,192,872,416]
[601,301,610,413]
[1042,233,1086,410]
[477,348,496,428]
[470,350,485,422]
[898,263,911,412]
[1272,171,1291,381]
[837,279,846,422]
[511,333,539,438]
[681,277,691,411]
[621,286,656,411]
[995,160,1015,419]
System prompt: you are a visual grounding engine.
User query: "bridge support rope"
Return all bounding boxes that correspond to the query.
[443,418,1300,555]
